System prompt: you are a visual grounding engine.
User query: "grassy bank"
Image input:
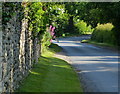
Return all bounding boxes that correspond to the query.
[17,43,83,92]
[81,39,119,50]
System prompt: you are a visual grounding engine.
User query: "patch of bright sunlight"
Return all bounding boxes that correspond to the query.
[52,64,71,69]
[29,70,41,75]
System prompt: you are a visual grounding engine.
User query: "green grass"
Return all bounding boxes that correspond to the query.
[17,43,83,92]
[81,39,119,50]
[41,43,62,57]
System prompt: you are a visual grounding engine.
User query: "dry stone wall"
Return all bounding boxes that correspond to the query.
[0,3,41,93]
[0,2,2,93]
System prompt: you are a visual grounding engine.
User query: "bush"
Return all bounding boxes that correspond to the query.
[75,20,94,34]
[91,23,116,45]
[41,30,52,53]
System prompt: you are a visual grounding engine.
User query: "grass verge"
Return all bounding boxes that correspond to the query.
[60,33,91,38]
[17,43,83,92]
[81,39,119,50]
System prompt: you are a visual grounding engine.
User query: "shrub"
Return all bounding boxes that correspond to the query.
[91,23,116,45]
[41,25,56,53]
[96,23,114,31]
[42,31,52,48]
[75,20,94,34]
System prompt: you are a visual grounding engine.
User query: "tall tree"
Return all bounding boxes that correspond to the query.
[78,2,120,45]
[64,2,80,33]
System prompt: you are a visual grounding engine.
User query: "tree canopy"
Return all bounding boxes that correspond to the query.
[3,2,120,46]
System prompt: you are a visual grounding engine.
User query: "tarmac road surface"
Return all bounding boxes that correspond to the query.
[54,35,119,92]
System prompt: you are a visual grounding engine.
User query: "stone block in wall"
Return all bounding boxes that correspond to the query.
[0,81,2,93]
[0,31,2,56]
[0,32,2,80]
[0,60,2,81]
[0,2,2,93]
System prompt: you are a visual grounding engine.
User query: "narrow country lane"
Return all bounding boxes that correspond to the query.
[53,35,119,92]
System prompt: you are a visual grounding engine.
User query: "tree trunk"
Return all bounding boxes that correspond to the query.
[68,16,74,33]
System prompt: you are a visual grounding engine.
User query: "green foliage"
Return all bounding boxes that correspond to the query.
[4,2,120,46]
[64,2,81,33]
[28,2,69,50]
[91,23,116,45]
[48,3,69,37]
[96,23,114,31]
[41,30,52,53]
[2,2,23,25]
[75,20,94,34]
[28,2,46,37]
[78,2,120,45]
